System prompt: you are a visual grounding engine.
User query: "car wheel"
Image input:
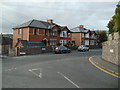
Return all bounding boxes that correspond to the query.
[61,51,63,54]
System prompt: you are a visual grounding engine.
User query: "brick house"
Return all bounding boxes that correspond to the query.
[70,25,98,47]
[13,19,71,48]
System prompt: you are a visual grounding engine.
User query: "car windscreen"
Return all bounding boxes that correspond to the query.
[59,46,67,49]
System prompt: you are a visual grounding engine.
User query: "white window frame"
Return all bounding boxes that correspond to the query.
[85,33,89,38]
[18,29,22,35]
[85,40,89,45]
[82,33,84,38]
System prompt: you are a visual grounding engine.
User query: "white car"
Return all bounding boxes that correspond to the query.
[78,45,89,51]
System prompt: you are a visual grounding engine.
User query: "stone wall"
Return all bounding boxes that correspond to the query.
[9,46,53,56]
[2,45,11,55]
[102,32,120,66]
[9,48,16,56]
[20,46,53,55]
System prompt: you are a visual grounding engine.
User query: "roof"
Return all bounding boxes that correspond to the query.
[19,40,45,47]
[60,26,71,32]
[13,19,59,29]
[0,35,12,45]
[90,31,97,35]
[70,26,89,33]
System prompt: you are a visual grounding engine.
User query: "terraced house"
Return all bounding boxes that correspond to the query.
[70,25,98,47]
[13,19,71,48]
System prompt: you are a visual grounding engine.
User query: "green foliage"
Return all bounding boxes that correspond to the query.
[107,4,120,34]
[96,30,108,43]
[107,19,114,34]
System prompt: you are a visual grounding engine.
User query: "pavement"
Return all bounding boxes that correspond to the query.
[89,56,120,78]
[0,55,7,59]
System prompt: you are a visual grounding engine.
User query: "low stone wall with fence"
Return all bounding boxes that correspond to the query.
[102,32,120,66]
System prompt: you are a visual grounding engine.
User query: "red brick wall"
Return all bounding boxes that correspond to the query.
[71,33,82,46]
[13,27,29,47]
[13,26,71,47]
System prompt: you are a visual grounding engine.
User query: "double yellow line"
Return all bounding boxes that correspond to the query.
[89,56,120,78]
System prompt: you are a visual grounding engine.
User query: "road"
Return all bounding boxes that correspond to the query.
[2,49,118,88]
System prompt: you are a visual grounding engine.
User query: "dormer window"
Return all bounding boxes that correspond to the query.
[60,31,67,37]
[91,34,95,38]
[68,33,71,37]
[85,33,89,38]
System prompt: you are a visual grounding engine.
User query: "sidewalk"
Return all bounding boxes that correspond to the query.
[90,56,120,77]
[0,55,7,59]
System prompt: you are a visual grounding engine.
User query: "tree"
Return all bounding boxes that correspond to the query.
[107,2,120,34]
[113,4,120,32]
[107,18,114,34]
[96,30,108,44]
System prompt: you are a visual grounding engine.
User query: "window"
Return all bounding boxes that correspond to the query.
[60,31,67,37]
[68,33,71,38]
[90,40,94,45]
[91,34,94,38]
[60,40,67,45]
[85,40,89,45]
[34,28,39,35]
[85,33,89,38]
[82,33,84,38]
[50,39,57,45]
[18,29,22,34]
[50,30,57,36]
[43,29,48,36]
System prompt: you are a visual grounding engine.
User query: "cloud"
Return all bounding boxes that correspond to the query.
[0,1,118,33]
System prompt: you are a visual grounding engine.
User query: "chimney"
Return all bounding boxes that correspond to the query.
[47,19,53,23]
[79,25,84,28]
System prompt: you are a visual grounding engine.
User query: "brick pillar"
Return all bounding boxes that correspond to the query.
[15,47,19,56]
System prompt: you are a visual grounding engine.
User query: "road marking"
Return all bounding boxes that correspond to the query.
[29,68,42,78]
[89,56,120,78]
[57,72,80,88]
[5,68,16,71]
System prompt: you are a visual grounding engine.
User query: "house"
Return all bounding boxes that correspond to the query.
[0,34,12,55]
[70,25,98,47]
[13,19,71,48]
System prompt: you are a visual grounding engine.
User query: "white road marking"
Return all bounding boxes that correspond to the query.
[5,68,16,71]
[29,68,42,78]
[57,72,80,88]
[39,69,42,78]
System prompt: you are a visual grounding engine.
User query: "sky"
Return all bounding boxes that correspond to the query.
[0,0,119,34]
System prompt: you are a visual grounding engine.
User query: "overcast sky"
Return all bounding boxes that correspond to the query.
[0,0,119,34]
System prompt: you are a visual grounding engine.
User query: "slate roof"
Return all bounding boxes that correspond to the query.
[13,19,59,29]
[70,26,89,33]
[19,40,45,47]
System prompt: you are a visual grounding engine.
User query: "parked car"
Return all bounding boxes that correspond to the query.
[78,45,89,51]
[54,45,71,54]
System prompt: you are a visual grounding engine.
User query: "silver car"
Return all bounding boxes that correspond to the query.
[78,45,89,51]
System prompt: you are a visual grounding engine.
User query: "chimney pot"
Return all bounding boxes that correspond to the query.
[79,25,84,28]
[47,19,53,23]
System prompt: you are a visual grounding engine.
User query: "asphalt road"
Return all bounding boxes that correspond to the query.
[2,49,118,88]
